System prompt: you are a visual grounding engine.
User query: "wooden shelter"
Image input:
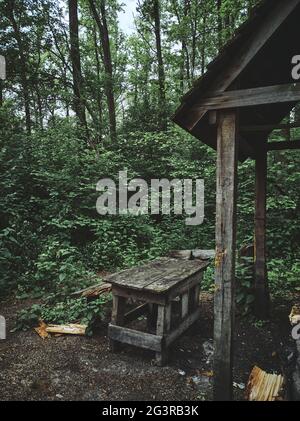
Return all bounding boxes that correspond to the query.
[173,0,300,401]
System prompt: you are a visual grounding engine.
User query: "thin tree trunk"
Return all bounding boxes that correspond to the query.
[217,0,223,51]
[201,13,207,75]
[7,1,31,134]
[153,0,166,129]
[93,26,103,142]
[89,0,117,142]
[36,85,44,130]
[171,0,190,93]
[68,0,87,129]
[0,80,3,106]
[190,1,197,80]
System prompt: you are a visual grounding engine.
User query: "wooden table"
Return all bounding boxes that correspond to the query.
[107,257,210,365]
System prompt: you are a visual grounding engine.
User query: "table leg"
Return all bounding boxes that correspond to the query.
[188,283,200,313]
[155,303,171,366]
[181,291,189,319]
[110,295,126,352]
[147,303,158,333]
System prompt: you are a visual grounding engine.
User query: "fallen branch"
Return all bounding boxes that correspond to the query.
[71,282,112,299]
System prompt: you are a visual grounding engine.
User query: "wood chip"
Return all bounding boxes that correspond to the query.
[289,304,300,325]
[34,321,50,339]
[246,366,284,401]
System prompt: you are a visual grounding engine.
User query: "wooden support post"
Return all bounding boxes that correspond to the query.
[181,292,189,319]
[147,303,158,332]
[156,304,171,365]
[110,294,126,352]
[254,145,269,319]
[213,110,238,401]
[188,284,200,313]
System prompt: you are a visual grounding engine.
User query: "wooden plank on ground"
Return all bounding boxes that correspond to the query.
[45,324,87,335]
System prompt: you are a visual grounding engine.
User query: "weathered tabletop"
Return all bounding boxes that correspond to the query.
[107,257,210,294]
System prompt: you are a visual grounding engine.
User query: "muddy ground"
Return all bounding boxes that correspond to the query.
[0,293,296,401]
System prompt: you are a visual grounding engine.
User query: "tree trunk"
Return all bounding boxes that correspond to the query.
[7,2,31,134]
[217,0,223,51]
[0,80,3,106]
[68,0,87,129]
[153,0,167,130]
[89,0,117,142]
[93,26,103,142]
[201,13,207,75]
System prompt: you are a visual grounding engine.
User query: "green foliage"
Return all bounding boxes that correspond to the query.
[1,0,299,323]
[236,257,255,315]
[268,259,300,298]
[15,295,112,334]
[202,265,215,293]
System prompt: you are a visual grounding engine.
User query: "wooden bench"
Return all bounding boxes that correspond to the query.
[107,257,210,365]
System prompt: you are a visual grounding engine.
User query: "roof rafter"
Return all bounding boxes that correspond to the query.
[191,83,300,114]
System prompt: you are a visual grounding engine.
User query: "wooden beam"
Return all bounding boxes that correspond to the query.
[213,110,238,401]
[108,324,163,352]
[241,122,300,132]
[192,83,300,113]
[267,139,300,151]
[254,144,269,319]
[111,295,126,325]
[165,307,201,347]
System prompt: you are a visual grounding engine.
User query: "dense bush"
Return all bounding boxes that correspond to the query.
[0,105,299,326]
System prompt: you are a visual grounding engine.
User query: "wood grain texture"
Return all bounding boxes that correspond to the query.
[107,258,209,294]
[108,324,163,352]
[213,110,238,401]
[192,83,300,113]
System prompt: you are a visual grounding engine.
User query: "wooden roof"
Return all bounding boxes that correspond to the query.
[173,0,300,161]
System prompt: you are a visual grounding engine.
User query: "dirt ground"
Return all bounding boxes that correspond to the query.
[0,293,296,401]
